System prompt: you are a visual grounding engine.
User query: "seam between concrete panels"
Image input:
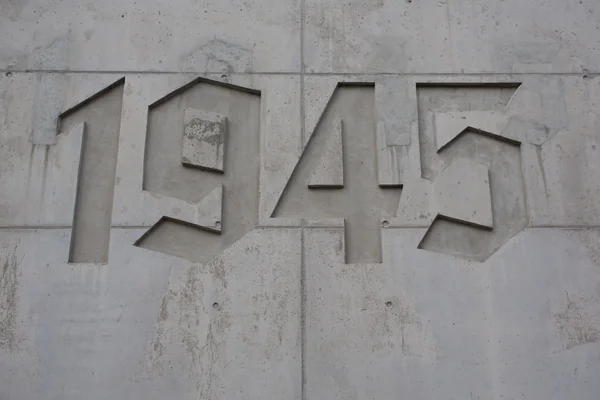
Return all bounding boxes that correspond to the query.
[3,225,600,230]
[3,70,600,76]
[299,0,307,397]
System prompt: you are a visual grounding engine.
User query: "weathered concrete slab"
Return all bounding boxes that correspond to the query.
[0,228,301,400]
[0,74,125,246]
[304,0,600,73]
[305,227,600,399]
[31,73,67,145]
[0,1,600,397]
[0,0,301,73]
[182,108,227,172]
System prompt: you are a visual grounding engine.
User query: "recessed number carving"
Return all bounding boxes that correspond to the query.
[272,84,401,264]
[135,78,261,263]
[53,78,561,264]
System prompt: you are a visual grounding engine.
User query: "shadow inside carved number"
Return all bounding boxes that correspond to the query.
[272,83,401,264]
[134,216,224,261]
[135,78,261,262]
[414,84,529,261]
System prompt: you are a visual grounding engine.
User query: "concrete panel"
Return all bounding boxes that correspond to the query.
[304,0,600,73]
[1,0,600,397]
[0,228,301,400]
[0,0,301,73]
[305,227,600,399]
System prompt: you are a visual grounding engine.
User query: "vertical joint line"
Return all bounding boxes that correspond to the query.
[300,223,306,400]
[299,0,306,398]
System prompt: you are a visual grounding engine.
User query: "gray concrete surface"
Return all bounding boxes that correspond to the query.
[1,1,600,399]
[181,108,227,172]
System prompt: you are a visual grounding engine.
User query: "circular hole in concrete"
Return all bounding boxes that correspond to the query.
[215,221,221,229]
[386,301,393,308]
[212,302,219,309]
[382,220,390,228]
[5,72,12,77]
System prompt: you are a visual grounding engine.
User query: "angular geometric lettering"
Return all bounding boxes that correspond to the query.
[135,78,260,262]
[398,84,529,261]
[273,84,401,264]
[58,78,125,263]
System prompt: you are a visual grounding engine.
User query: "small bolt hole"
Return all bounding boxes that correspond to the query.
[5,72,12,77]
[382,220,390,228]
[212,302,219,309]
[386,301,393,308]
[215,221,221,229]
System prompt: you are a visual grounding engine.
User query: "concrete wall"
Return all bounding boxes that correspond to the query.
[1,1,600,399]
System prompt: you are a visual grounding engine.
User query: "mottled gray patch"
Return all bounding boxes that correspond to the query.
[185,118,225,146]
[554,292,600,350]
[32,74,66,145]
[209,258,227,289]
[561,229,600,267]
[0,242,23,351]
[32,35,69,70]
[182,38,252,73]
[369,296,422,356]
[140,263,233,399]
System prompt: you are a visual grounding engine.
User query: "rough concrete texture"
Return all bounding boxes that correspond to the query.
[306,228,600,399]
[434,159,493,229]
[182,108,227,172]
[273,84,402,264]
[139,78,261,263]
[307,119,344,188]
[1,0,600,399]
[304,0,600,73]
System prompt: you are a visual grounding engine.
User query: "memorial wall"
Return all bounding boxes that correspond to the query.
[1,1,600,398]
